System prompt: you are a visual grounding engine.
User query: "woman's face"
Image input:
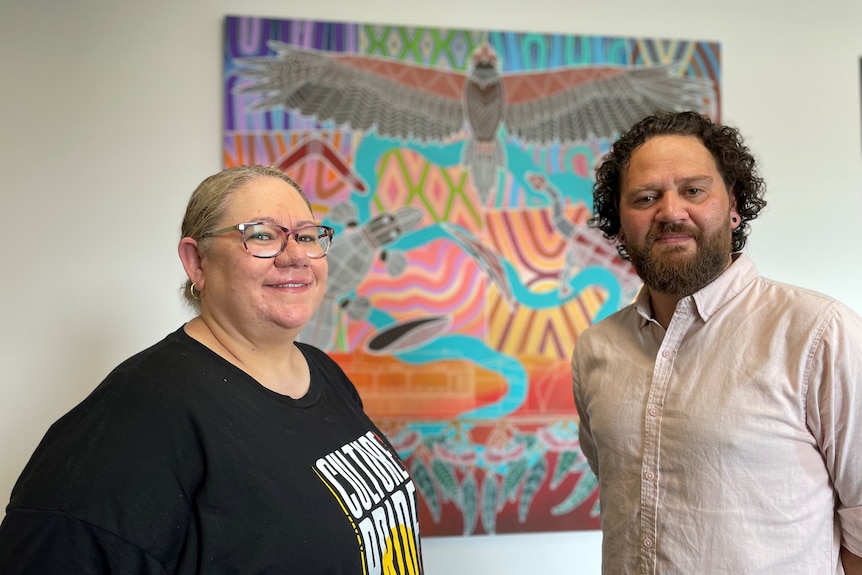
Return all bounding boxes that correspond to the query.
[196,176,328,340]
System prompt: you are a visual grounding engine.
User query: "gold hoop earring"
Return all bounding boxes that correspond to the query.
[189,282,202,300]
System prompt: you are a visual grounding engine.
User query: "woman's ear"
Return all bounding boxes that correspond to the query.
[178,238,205,290]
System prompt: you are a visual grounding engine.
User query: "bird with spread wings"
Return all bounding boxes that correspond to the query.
[234,41,717,203]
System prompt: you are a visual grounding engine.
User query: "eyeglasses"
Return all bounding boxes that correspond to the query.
[202,222,335,259]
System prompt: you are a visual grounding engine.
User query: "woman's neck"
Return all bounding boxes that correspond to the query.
[183,316,310,398]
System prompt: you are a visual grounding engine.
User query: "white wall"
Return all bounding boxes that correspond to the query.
[2,1,861,573]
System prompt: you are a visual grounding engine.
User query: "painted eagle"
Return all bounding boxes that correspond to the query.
[234,41,716,202]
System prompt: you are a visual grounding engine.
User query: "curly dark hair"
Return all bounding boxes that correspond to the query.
[590,110,766,258]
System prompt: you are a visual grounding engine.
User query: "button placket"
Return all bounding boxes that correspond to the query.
[639,298,693,574]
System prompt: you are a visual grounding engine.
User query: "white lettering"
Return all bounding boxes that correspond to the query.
[351,438,396,493]
[315,457,361,518]
[358,516,381,575]
[326,451,373,514]
[360,432,410,483]
[342,443,385,504]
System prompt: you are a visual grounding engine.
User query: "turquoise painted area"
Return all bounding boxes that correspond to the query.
[339,133,625,421]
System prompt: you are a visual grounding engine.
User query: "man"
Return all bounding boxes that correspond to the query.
[572,111,862,574]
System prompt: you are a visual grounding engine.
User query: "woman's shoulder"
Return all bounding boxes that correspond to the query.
[49,327,235,456]
[107,326,208,378]
[7,327,215,521]
[294,342,362,406]
[294,341,344,375]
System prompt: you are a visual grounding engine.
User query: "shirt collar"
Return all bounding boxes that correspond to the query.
[634,253,759,326]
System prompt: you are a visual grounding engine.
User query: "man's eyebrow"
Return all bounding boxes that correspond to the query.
[625,175,714,194]
[677,175,714,187]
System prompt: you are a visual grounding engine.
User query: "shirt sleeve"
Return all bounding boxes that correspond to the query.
[0,363,204,574]
[0,508,169,574]
[806,303,862,556]
[572,343,599,478]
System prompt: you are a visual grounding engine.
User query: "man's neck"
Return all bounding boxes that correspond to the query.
[647,290,681,330]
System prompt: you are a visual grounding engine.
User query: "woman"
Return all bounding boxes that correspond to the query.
[0,166,424,574]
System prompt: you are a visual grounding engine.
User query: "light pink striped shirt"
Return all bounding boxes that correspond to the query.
[573,254,862,574]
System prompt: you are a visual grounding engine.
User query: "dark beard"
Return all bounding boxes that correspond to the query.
[626,222,731,297]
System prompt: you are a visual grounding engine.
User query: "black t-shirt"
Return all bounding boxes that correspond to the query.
[0,328,423,574]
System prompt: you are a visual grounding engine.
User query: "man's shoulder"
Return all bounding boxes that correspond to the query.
[751,275,849,316]
[589,302,641,330]
[574,303,641,347]
[729,275,862,345]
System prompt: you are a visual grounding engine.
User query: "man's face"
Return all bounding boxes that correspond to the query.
[618,134,740,297]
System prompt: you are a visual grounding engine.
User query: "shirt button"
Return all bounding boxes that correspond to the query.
[661,350,673,358]
[643,470,655,481]
[643,538,653,548]
[648,407,659,417]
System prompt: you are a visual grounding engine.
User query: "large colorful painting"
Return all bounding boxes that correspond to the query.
[223,16,720,536]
